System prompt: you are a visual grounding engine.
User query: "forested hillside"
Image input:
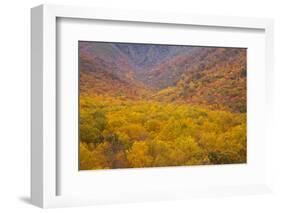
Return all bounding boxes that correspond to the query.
[152,48,247,112]
[79,41,247,170]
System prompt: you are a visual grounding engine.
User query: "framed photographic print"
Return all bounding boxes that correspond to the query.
[31,4,274,208]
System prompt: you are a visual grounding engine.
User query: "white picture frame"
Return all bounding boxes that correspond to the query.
[31,4,274,208]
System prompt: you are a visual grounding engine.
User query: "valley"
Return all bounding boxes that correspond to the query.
[79,41,247,170]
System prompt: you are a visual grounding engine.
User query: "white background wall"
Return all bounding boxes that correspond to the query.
[0,0,280,212]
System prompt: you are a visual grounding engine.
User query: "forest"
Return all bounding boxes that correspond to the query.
[79,42,247,170]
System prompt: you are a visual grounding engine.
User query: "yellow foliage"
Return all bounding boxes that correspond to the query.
[127,141,153,168]
[79,95,246,170]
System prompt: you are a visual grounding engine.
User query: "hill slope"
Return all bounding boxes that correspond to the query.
[79,41,246,112]
[152,48,247,112]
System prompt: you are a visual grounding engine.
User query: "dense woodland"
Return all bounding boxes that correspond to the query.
[79,42,247,170]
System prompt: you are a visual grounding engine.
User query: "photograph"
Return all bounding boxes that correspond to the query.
[79,41,247,170]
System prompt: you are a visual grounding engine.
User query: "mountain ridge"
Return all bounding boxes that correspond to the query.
[79,41,246,112]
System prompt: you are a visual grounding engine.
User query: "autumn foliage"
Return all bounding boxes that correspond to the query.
[79,42,247,170]
[80,95,246,170]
